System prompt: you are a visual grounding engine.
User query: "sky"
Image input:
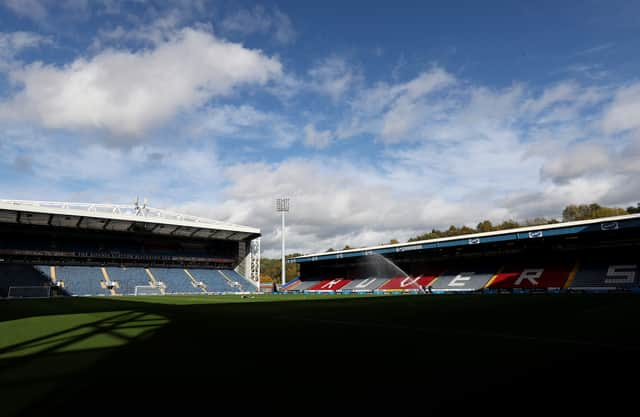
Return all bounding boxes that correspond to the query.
[0,0,639,257]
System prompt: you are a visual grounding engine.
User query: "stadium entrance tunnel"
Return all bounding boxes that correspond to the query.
[0,310,168,359]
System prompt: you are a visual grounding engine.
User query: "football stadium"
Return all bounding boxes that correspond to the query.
[2,199,640,415]
[2,1,640,414]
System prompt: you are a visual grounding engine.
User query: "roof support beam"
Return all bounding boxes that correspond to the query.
[76,216,84,227]
[102,219,111,230]
[127,222,137,232]
[189,228,202,237]
[169,226,181,235]
[16,211,21,224]
[47,214,54,226]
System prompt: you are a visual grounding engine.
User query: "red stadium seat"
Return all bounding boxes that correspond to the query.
[378,275,438,291]
[487,264,574,289]
[308,279,351,291]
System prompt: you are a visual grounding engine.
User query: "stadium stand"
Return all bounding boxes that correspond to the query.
[188,269,239,293]
[151,268,202,294]
[487,263,574,290]
[221,269,256,292]
[340,277,389,292]
[569,262,638,290]
[378,274,440,291]
[280,277,300,290]
[279,279,301,291]
[289,214,640,294]
[106,267,151,295]
[0,200,261,296]
[289,280,321,292]
[0,264,52,297]
[428,265,498,292]
[0,265,261,297]
[53,266,111,296]
[307,278,351,292]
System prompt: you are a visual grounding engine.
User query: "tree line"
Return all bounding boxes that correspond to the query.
[260,254,301,283]
[408,202,638,242]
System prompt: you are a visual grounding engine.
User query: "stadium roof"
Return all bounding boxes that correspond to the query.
[291,213,640,264]
[0,200,260,241]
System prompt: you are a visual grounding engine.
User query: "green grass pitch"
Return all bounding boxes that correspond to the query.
[1,293,640,415]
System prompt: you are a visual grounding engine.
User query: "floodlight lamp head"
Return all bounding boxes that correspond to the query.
[276,198,290,212]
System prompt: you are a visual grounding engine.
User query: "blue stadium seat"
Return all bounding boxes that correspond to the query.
[221,269,256,292]
[0,265,53,297]
[188,269,239,293]
[106,267,151,295]
[55,266,110,296]
[151,268,202,294]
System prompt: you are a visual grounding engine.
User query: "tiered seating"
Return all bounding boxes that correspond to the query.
[0,264,53,297]
[106,267,151,295]
[188,269,237,293]
[570,262,638,290]
[340,277,389,292]
[151,268,201,294]
[307,279,351,292]
[487,264,574,289]
[281,277,300,290]
[221,269,256,292]
[378,274,440,291]
[290,280,322,292]
[430,266,498,292]
[54,266,110,296]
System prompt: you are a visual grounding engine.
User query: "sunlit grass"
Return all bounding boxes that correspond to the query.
[0,310,168,359]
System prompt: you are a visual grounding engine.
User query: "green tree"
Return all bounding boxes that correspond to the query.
[563,203,626,221]
[476,220,493,233]
[496,220,520,230]
[260,255,301,283]
[401,201,629,245]
[627,203,640,214]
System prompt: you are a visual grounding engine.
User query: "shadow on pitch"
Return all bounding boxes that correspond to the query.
[2,294,640,416]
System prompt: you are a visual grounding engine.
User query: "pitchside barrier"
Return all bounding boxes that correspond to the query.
[8,286,51,298]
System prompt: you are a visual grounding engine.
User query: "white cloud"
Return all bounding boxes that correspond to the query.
[541,143,611,184]
[340,67,456,142]
[221,5,296,44]
[304,124,333,149]
[0,130,223,204]
[0,31,50,70]
[523,81,578,113]
[0,27,282,138]
[202,158,479,257]
[1,0,48,21]
[0,31,47,53]
[94,12,185,47]
[308,56,359,102]
[190,104,298,148]
[3,42,640,257]
[602,83,640,134]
